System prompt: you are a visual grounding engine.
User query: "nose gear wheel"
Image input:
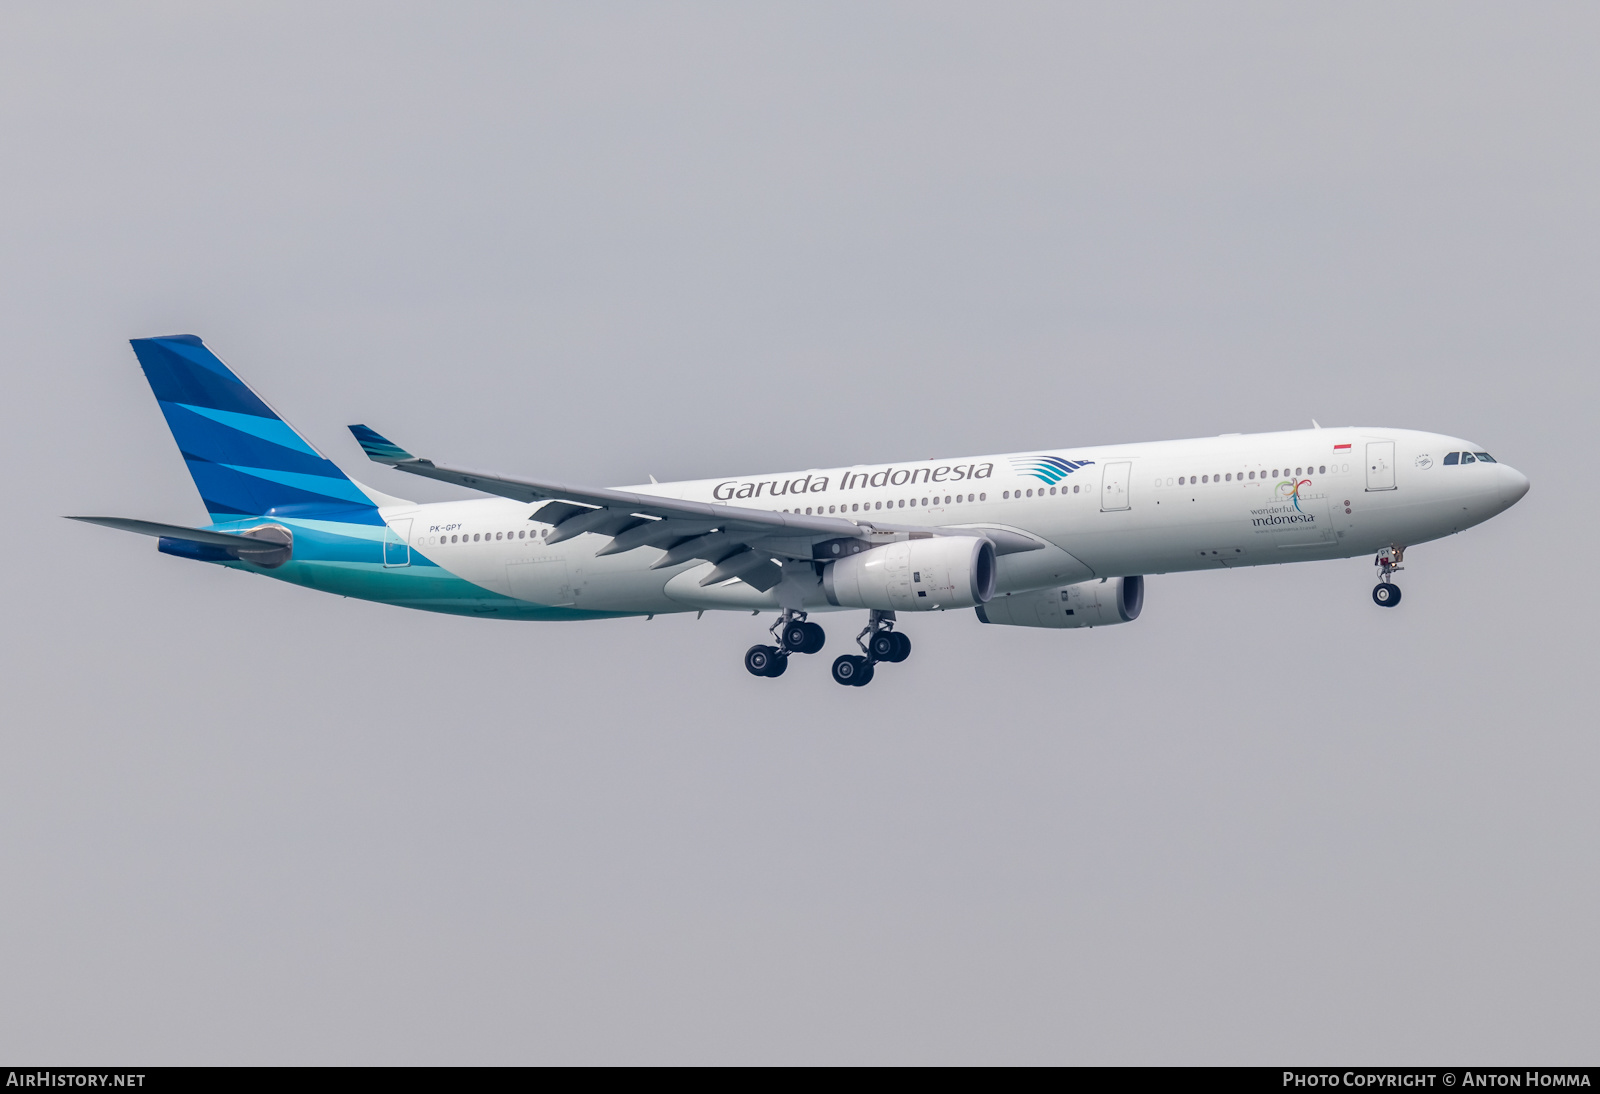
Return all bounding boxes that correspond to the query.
[1372,546,1405,608]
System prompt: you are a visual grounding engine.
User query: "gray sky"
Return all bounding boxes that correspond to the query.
[1,2,1594,1064]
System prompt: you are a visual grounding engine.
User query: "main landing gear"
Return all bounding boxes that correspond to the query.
[1372,545,1405,608]
[830,610,911,688]
[744,608,826,678]
[743,609,913,686]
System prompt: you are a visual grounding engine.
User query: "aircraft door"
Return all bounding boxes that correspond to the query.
[1100,461,1132,511]
[383,518,411,567]
[1366,442,1396,491]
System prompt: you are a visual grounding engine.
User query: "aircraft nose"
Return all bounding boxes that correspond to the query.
[1500,465,1530,507]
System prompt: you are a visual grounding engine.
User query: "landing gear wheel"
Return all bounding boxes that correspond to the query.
[888,631,911,663]
[1372,583,1402,607]
[831,654,873,686]
[745,644,787,677]
[782,620,825,654]
[868,630,898,661]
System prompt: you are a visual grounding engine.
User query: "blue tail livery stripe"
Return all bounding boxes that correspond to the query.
[131,335,384,525]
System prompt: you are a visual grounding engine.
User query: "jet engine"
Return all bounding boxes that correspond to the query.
[823,536,996,611]
[975,575,1144,628]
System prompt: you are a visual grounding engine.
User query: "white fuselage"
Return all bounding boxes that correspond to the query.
[371,427,1527,617]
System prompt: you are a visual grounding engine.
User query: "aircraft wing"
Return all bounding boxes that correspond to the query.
[349,425,875,591]
[347,426,1039,593]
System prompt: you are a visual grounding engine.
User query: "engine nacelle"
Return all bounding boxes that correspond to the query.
[975,575,1144,628]
[823,536,996,611]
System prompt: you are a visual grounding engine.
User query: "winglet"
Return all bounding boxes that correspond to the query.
[348,424,416,464]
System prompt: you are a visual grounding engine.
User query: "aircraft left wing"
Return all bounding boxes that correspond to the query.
[348,425,874,592]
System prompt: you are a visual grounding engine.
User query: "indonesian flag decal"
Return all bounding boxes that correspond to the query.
[1334,443,1352,450]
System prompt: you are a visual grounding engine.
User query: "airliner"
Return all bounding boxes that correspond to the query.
[74,335,1530,686]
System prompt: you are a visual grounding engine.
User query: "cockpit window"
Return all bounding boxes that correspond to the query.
[1443,452,1460,465]
[1474,452,1496,463]
[1460,452,1477,464]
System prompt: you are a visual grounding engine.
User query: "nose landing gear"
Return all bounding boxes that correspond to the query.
[1372,546,1405,608]
[744,608,826,678]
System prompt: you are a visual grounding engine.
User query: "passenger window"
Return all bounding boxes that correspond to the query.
[980,493,987,501]
[1225,473,1232,482]
[1460,452,1476,464]
[1201,475,1208,483]
[1475,452,1495,463]
[1071,486,1077,494]
[1443,452,1459,465]
[1318,465,1326,474]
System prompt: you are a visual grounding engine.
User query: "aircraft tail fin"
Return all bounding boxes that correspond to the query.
[129,335,383,525]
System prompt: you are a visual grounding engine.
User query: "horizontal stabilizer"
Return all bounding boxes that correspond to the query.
[69,516,273,547]
[68,516,293,567]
